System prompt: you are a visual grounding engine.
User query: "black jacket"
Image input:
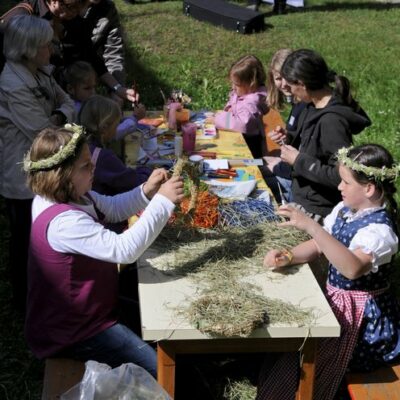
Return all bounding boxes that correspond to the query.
[287,95,371,217]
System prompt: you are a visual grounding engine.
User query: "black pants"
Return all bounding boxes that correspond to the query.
[5,198,32,312]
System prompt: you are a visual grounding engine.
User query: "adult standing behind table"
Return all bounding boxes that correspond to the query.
[0,0,139,106]
[268,49,371,220]
[81,0,126,85]
[0,15,75,311]
[0,0,84,72]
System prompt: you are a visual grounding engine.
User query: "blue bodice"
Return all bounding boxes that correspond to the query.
[328,207,394,291]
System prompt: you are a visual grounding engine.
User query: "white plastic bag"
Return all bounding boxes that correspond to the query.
[61,361,171,400]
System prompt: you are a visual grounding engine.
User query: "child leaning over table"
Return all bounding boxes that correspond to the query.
[78,94,151,201]
[24,125,184,377]
[64,60,146,140]
[213,54,269,159]
[257,144,400,400]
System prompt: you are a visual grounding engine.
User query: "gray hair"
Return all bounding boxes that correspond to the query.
[3,15,53,62]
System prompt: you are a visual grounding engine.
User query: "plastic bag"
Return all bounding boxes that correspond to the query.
[61,361,171,400]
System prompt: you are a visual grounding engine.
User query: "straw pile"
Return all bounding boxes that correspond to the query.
[151,221,314,336]
[223,379,257,400]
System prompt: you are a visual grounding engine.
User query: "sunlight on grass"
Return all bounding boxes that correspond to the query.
[1,0,400,398]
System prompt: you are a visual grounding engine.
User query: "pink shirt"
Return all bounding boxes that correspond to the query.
[214,86,268,136]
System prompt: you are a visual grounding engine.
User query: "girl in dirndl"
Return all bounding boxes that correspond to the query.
[258,143,400,400]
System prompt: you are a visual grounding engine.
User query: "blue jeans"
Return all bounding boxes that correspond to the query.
[61,323,157,377]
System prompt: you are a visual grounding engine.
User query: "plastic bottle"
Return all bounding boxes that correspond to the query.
[174,133,183,157]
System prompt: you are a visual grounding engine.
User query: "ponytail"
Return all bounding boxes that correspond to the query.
[331,73,359,110]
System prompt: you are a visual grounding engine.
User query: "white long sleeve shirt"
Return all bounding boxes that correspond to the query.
[32,186,175,264]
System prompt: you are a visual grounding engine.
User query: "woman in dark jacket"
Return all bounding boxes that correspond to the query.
[269,49,371,219]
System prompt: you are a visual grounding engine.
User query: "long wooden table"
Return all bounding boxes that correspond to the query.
[131,127,340,399]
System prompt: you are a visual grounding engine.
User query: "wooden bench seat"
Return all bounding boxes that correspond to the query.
[42,358,85,400]
[346,363,400,400]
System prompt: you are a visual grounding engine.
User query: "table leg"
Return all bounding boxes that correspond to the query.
[157,342,176,399]
[296,338,317,400]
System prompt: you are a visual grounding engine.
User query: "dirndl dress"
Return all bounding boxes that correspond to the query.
[257,207,400,400]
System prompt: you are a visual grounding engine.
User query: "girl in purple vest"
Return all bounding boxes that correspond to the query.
[24,124,184,376]
[258,144,400,399]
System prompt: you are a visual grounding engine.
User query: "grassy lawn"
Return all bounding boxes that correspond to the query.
[1,0,400,398]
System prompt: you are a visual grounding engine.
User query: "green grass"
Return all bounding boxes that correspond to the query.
[1,0,400,398]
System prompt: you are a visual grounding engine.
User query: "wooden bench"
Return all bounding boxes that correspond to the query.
[346,363,400,400]
[42,358,85,400]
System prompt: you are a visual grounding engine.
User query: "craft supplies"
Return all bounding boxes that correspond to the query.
[228,159,264,167]
[174,133,183,157]
[206,179,257,200]
[189,154,204,174]
[277,181,287,205]
[138,117,164,127]
[197,124,218,140]
[151,221,312,337]
[181,122,197,153]
[179,190,219,228]
[167,102,181,131]
[189,151,216,159]
[218,198,279,227]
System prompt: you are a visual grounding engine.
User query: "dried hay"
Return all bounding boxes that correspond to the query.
[223,379,257,400]
[151,216,314,336]
[186,281,313,337]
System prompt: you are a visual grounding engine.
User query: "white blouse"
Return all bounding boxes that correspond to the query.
[323,201,398,272]
[32,186,175,265]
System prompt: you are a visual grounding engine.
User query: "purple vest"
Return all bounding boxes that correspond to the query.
[25,203,118,359]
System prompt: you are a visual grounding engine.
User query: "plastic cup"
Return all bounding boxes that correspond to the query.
[181,122,197,153]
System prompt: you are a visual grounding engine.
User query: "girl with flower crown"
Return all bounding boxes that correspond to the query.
[24,125,184,376]
[257,143,400,400]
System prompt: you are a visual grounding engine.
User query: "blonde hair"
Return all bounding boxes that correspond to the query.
[78,95,121,143]
[229,55,266,90]
[266,48,292,110]
[27,127,87,203]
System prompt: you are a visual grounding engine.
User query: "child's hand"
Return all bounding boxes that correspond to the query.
[280,145,299,166]
[158,176,184,204]
[268,125,287,145]
[263,156,281,171]
[133,103,146,120]
[277,205,314,232]
[264,249,293,269]
[143,168,169,199]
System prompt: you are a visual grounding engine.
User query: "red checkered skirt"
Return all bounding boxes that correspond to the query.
[257,284,387,400]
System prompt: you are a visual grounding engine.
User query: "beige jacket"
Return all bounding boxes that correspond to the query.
[0,61,75,199]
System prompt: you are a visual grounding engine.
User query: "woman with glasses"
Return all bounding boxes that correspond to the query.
[1,0,139,106]
[0,14,75,312]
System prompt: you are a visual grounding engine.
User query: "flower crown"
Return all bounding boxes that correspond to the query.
[23,124,85,172]
[336,146,400,182]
